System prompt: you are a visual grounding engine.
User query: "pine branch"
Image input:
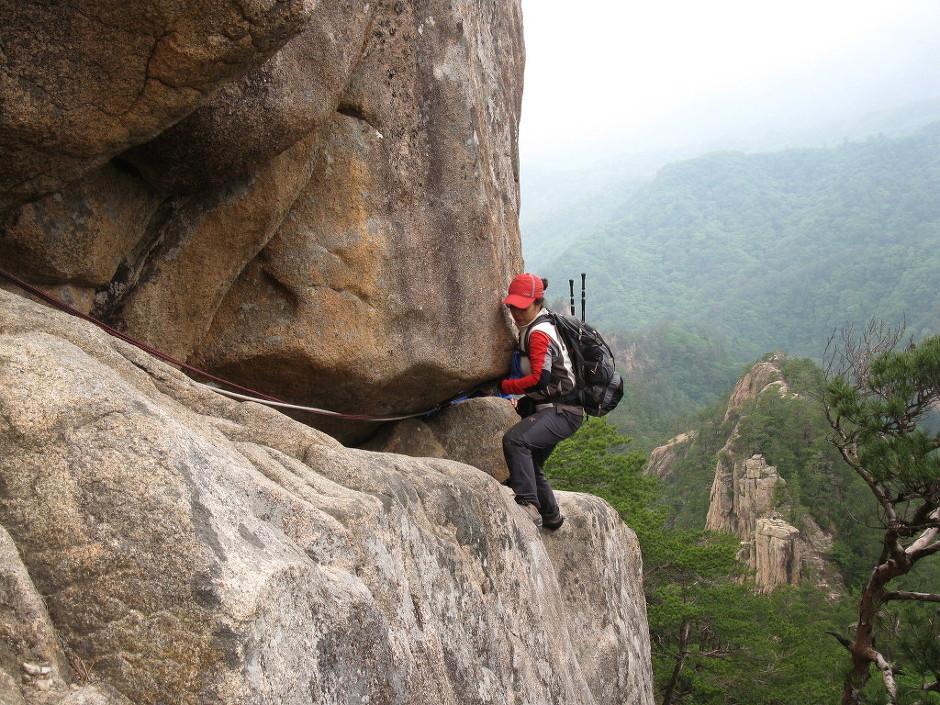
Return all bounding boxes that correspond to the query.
[884,526,911,567]
[907,509,940,560]
[833,441,897,523]
[883,591,940,604]
[897,520,940,536]
[699,649,732,659]
[905,500,940,530]
[870,649,899,705]
[827,631,852,650]
[914,540,940,560]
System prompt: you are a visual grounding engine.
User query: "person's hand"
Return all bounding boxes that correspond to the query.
[509,397,518,409]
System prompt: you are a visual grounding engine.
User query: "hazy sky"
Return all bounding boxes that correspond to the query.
[520,0,940,165]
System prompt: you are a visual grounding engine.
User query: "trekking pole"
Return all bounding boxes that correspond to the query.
[581,273,586,321]
[569,279,575,316]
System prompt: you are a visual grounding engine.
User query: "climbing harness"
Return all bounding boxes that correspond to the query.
[0,267,478,422]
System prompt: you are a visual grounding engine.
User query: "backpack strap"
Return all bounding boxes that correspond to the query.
[521,311,578,397]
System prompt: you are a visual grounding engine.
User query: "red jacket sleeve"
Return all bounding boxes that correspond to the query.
[500,331,550,395]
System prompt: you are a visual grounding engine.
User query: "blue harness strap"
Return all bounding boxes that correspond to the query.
[494,350,524,399]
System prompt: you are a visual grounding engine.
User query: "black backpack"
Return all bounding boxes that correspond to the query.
[547,312,624,416]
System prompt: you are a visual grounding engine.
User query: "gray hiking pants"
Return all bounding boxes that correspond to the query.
[502,404,584,516]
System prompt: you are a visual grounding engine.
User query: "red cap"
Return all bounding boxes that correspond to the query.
[502,273,544,308]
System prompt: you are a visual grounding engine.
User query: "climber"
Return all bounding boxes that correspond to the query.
[499,273,584,529]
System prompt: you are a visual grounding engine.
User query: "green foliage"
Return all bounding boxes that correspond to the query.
[885,604,940,704]
[546,416,661,532]
[604,324,743,453]
[543,124,940,360]
[826,335,940,508]
[824,333,940,699]
[545,417,858,704]
[651,585,858,705]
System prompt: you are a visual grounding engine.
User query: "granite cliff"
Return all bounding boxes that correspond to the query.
[0,289,654,705]
[0,1,655,703]
[647,354,839,594]
[1,0,525,439]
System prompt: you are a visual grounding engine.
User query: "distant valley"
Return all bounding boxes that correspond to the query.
[537,122,940,363]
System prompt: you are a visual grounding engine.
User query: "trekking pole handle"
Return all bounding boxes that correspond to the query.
[580,273,586,321]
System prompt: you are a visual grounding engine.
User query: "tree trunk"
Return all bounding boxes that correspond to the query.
[662,620,691,705]
[842,559,905,705]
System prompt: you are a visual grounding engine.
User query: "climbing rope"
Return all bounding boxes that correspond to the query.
[0,267,478,422]
[191,383,449,422]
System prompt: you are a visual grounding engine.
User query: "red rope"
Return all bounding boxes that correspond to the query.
[0,269,283,403]
[1,268,289,404]
[0,268,474,421]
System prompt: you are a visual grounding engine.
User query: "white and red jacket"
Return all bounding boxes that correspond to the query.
[500,309,578,404]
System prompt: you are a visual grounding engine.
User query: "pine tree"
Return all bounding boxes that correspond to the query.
[824,323,940,704]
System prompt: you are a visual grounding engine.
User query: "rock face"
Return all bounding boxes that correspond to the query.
[0,526,133,705]
[643,431,695,479]
[750,517,802,590]
[0,0,525,435]
[0,0,316,210]
[0,4,656,702]
[706,451,783,537]
[646,354,835,593]
[361,397,519,483]
[705,449,803,592]
[0,289,655,705]
[722,354,790,423]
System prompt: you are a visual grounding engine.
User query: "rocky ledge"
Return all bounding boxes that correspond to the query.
[0,289,654,705]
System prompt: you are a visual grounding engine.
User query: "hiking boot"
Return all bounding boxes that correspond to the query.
[522,503,543,527]
[542,509,565,531]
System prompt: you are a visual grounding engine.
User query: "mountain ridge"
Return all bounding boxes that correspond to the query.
[542,121,940,360]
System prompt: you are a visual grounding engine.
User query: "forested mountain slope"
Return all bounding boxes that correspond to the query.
[549,352,940,704]
[649,354,880,589]
[544,123,940,359]
[520,159,657,271]
[604,324,743,452]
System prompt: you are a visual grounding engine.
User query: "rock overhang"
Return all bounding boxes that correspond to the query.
[0,0,525,440]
